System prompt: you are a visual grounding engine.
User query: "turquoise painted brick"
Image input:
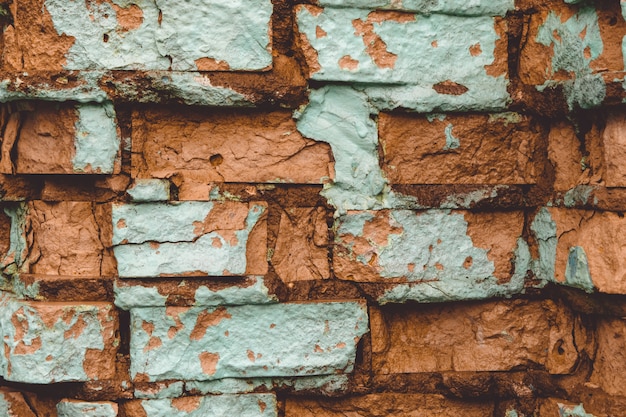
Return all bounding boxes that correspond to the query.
[130,394,277,417]
[315,0,513,16]
[43,0,272,71]
[129,301,368,381]
[57,400,118,417]
[296,6,507,85]
[112,201,267,277]
[0,292,118,384]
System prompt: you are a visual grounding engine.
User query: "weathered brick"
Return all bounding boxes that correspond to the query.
[602,111,626,187]
[0,388,37,417]
[6,102,121,175]
[132,109,332,198]
[519,2,626,86]
[57,400,118,417]
[334,209,527,302]
[589,318,626,397]
[124,394,276,417]
[0,292,118,383]
[112,201,267,277]
[114,276,277,309]
[127,180,171,203]
[531,207,626,294]
[371,299,580,374]
[27,201,116,277]
[271,207,330,282]
[129,301,368,381]
[379,112,540,185]
[314,0,512,16]
[295,6,508,86]
[5,0,272,72]
[285,394,494,416]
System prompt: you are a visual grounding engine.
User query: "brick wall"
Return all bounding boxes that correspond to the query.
[0,0,625,415]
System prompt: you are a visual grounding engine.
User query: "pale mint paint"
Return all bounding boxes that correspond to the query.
[8,275,41,300]
[530,207,557,284]
[0,204,28,278]
[56,400,117,417]
[134,381,184,399]
[316,0,513,16]
[0,72,109,103]
[155,0,272,71]
[72,102,120,173]
[563,185,594,207]
[112,202,266,277]
[332,209,529,303]
[138,394,277,417]
[114,277,276,309]
[440,186,502,209]
[0,292,115,383]
[127,180,170,202]
[564,246,594,293]
[359,81,510,112]
[44,0,272,71]
[378,237,528,303]
[295,86,386,213]
[505,410,520,417]
[559,403,596,417]
[129,301,368,381]
[114,284,167,310]
[536,7,606,109]
[186,374,349,395]
[297,7,505,85]
[444,123,460,150]
[0,392,12,417]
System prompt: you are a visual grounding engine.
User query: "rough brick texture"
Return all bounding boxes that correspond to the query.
[1,0,626,415]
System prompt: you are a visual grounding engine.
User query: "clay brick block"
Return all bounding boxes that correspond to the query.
[272,207,330,282]
[295,6,508,85]
[602,111,626,187]
[4,102,121,175]
[57,400,118,417]
[131,109,333,199]
[124,394,276,417]
[4,0,272,72]
[379,112,539,185]
[371,299,579,374]
[129,301,368,381]
[334,209,527,302]
[112,201,267,277]
[519,2,626,86]
[589,318,626,397]
[531,207,626,294]
[0,388,37,417]
[27,201,116,277]
[285,394,494,417]
[0,292,118,383]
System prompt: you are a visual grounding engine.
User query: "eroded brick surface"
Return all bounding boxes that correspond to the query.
[371,299,581,374]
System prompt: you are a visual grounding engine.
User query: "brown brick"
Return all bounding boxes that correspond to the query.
[379,113,540,185]
[602,111,626,187]
[590,318,626,397]
[132,109,333,199]
[272,207,329,282]
[371,299,579,374]
[542,208,626,294]
[285,394,494,417]
[0,388,37,417]
[519,1,626,86]
[27,201,116,277]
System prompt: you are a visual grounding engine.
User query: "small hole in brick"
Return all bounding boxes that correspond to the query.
[618,212,624,218]
[210,154,224,166]
[103,33,109,43]
[609,16,617,26]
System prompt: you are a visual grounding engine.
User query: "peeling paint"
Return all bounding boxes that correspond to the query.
[0,204,29,279]
[564,246,594,293]
[57,400,118,417]
[72,102,120,173]
[315,0,514,16]
[136,394,277,417]
[112,202,266,277]
[134,381,184,399]
[563,185,594,207]
[443,123,460,150]
[114,284,168,310]
[530,207,557,285]
[44,0,271,71]
[0,292,117,383]
[558,403,596,417]
[186,374,349,395]
[130,302,368,381]
[127,180,171,202]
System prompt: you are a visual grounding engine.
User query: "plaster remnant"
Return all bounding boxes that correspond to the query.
[127,180,171,202]
[313,0,514,16]
[57,400,118,417]
[72,102,120,173]
[133,394,277,417]
[443,124,460,150]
